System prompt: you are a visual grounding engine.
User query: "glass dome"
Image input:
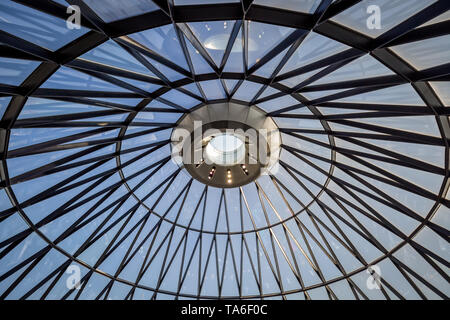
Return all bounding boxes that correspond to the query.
[0,0,449,300]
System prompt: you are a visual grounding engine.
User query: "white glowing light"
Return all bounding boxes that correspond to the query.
[205,134,245,166]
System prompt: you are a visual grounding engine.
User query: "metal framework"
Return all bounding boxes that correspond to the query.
[0,0,449,300]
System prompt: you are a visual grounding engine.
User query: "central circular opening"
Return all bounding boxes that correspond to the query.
[205,133,245,166]
[171,102,281,188]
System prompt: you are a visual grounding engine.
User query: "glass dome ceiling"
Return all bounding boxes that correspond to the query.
[0,0,449,300]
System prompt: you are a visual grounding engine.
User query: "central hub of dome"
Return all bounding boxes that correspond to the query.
[171,102,281,188]
[205,133,245,166]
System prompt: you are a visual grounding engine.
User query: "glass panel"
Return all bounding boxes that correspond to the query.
[7,146,93,178]
[331,0,437,38]
[280,67,326,88]
[257,94,300,113]
[0,58,40,86]
[279,32,350,75]
[247,21,295,68]
[8,126,119,151]
[41,66,132,92]
[223,79,239,93]
[431,204,449,228]
[0,96,12,119]
[133,109,182,123]
[376,258,423,299]
[80,40,156,76]
[199,80,226,100]
[413,226,449,263]
[160,89,201,108]
[0,188,13,212]
[143,55,186,81]
[113,75,160,92]
[394,244,449,296]
[254,47,289,78]
[331,84,426,105]
[129,24,190,71]
[232,80,263,101]
[7,249,67,300]
[187,20,235,67]
[88,97,142,105]
[258,86,280,99]
[390,35,450,70]
[301,88,345,100]
[348,115,440,137]
[83,0,158,23]
[181,83,202,97]
[418,10,450,27]
[18,97,105,119]
[223,27,244,73]
[175,0,239,4]
[0,231,48,277]
[0,1,88,51]
[254,0,321,13]
[312,54,395,85]
[430,82,450,105]
[183,35,215,74]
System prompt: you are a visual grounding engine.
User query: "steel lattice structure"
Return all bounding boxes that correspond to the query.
[0,0,449,300]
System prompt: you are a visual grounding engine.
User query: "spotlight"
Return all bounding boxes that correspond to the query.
[208,166,216,180]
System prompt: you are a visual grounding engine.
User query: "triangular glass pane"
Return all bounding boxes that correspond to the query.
[179,235,201,295]
[83,0,158,23]
[280,32,350,75]
[390,35,450,70]
[257,94,300,113]
[223,79,239,93]
[175,0,240,4]
[254,47,289,78]
[254,0,321,13]
[142,55,186,81]
[41,66,132,92]
[0,1,88,51]
[80,40,156,76]
[113,75,160,92]
[430,82,450,105]
[332,84,426,105]
[183,34,215,74]
[160,88,201,108]
[129,24,189,71]
[221,246,240,297]
[182,83,203,97]
[301,88,345,101]
[247,21,295,68]
[258,86,280,99]
[312,54,396,85]
[0,96,12,119]
[233,81,263,102]
[18,97,105,119]
[187,20,235,67]
[241,236,260,296]
[199,80,226,100]
[200,240,219,296]
[279,67,327,88]
[223,27,244,73]
[331,0,436,38]
[0,57,40,86]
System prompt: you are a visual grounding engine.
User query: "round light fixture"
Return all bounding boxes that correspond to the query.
[204,133,245,166]
[171,102,281,188]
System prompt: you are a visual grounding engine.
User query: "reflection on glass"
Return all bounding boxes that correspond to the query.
[0,1,87,51]
[83,0,158,22]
